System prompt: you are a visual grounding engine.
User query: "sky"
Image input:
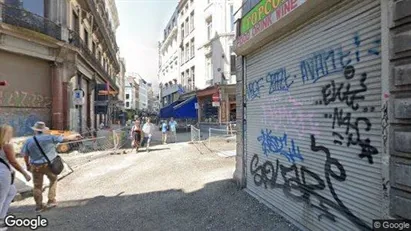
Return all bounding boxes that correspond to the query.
[115,0,178,89]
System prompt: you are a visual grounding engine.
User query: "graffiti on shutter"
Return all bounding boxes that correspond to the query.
[246,22,381,230]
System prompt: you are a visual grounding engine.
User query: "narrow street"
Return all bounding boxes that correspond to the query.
[9,142,297,231]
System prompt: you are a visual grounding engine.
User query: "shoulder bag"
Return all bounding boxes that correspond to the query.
[0,158,15,185]
[33,136,64,175]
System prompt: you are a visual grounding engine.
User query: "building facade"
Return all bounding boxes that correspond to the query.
[158,7,179,107]
[0,0,121,136]
[124,77,138,110]
[138,78,148,111]
[158,0,240,126]
[234,0,411,230]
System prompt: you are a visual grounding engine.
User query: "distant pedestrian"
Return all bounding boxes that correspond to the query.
[130,120,142,152]
[161,120,168,144]
[142,118,154,152]
[169,117,177,143]
[21,122,81,212]
[0,125,31,230]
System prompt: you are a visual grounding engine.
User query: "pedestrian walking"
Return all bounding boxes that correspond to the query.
[161,120,168,144]
[168,117,178,143]
[21,122,81,212]
[0,125,31,230]
[130,120,142,152]
[142,118,154,152]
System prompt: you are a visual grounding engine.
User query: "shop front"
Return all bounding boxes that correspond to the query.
[235,0,386,230]
[197,85,236,131]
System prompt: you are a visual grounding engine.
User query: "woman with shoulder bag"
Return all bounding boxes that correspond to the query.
[0,125,31,230]
[130,120,142,153]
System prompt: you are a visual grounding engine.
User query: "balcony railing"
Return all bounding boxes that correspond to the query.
[69,30,118,90]
[0,2,61,40]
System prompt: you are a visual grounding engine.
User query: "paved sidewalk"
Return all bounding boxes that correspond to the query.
[9,142,299,231]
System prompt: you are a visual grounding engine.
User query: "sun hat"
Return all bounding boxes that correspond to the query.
[31,121,50,132]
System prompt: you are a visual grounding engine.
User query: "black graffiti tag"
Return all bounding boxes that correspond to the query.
[321,66,367,111]
[250,135,370,230]
[331,108,378,164]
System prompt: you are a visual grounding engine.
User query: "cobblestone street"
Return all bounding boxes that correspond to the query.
[9,142,298,231]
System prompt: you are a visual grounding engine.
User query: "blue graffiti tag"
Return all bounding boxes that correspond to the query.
[247,78,264,101]
[257,129,304,163]
[368,39,381,56]
[300,33,381,84]
[266,67,294,93]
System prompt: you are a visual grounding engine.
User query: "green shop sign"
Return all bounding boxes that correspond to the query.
[241,0,291,34]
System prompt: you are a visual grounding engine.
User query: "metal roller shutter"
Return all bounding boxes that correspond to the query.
[244,1,381,231]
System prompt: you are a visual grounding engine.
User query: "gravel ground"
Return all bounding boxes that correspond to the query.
[8,142,299,231]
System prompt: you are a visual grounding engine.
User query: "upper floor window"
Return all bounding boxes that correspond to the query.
[190,39,195,58]
[185,43,189,62]
[206,18,213,40]
[185,18,189,37]
[206,58,212,80]
[190,11,195,32]
[84,28,89,47]
[181,23,185,39]
[180,47,185,64]
[126,94,130,100]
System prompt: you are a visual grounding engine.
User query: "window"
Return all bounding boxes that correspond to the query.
[230,5,235,32]
[181,23,184,39]
[126,94,130,99]
[185,43,189,62]
[181,72,185,84]
[190,66,195,90]
[181,47,185,64]
[231,55,236,73]
[92,42,96,54]
[126,102,130,107]
[190,11,194,32]
[185,69,189,86]
[206,58,212,80]
[207,19,213,40]
[185,18,189,37]
[190,39,195,58]
[84,28,89,48]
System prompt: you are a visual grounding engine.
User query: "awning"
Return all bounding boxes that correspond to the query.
[173,96,197,119]
[159,100,182,119]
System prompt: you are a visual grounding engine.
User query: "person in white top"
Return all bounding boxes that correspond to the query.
[141,118,154,152]
[0,125,31,230]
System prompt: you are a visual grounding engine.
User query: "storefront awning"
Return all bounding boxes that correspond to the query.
[159,100,182,119]
[173,96,197,119]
